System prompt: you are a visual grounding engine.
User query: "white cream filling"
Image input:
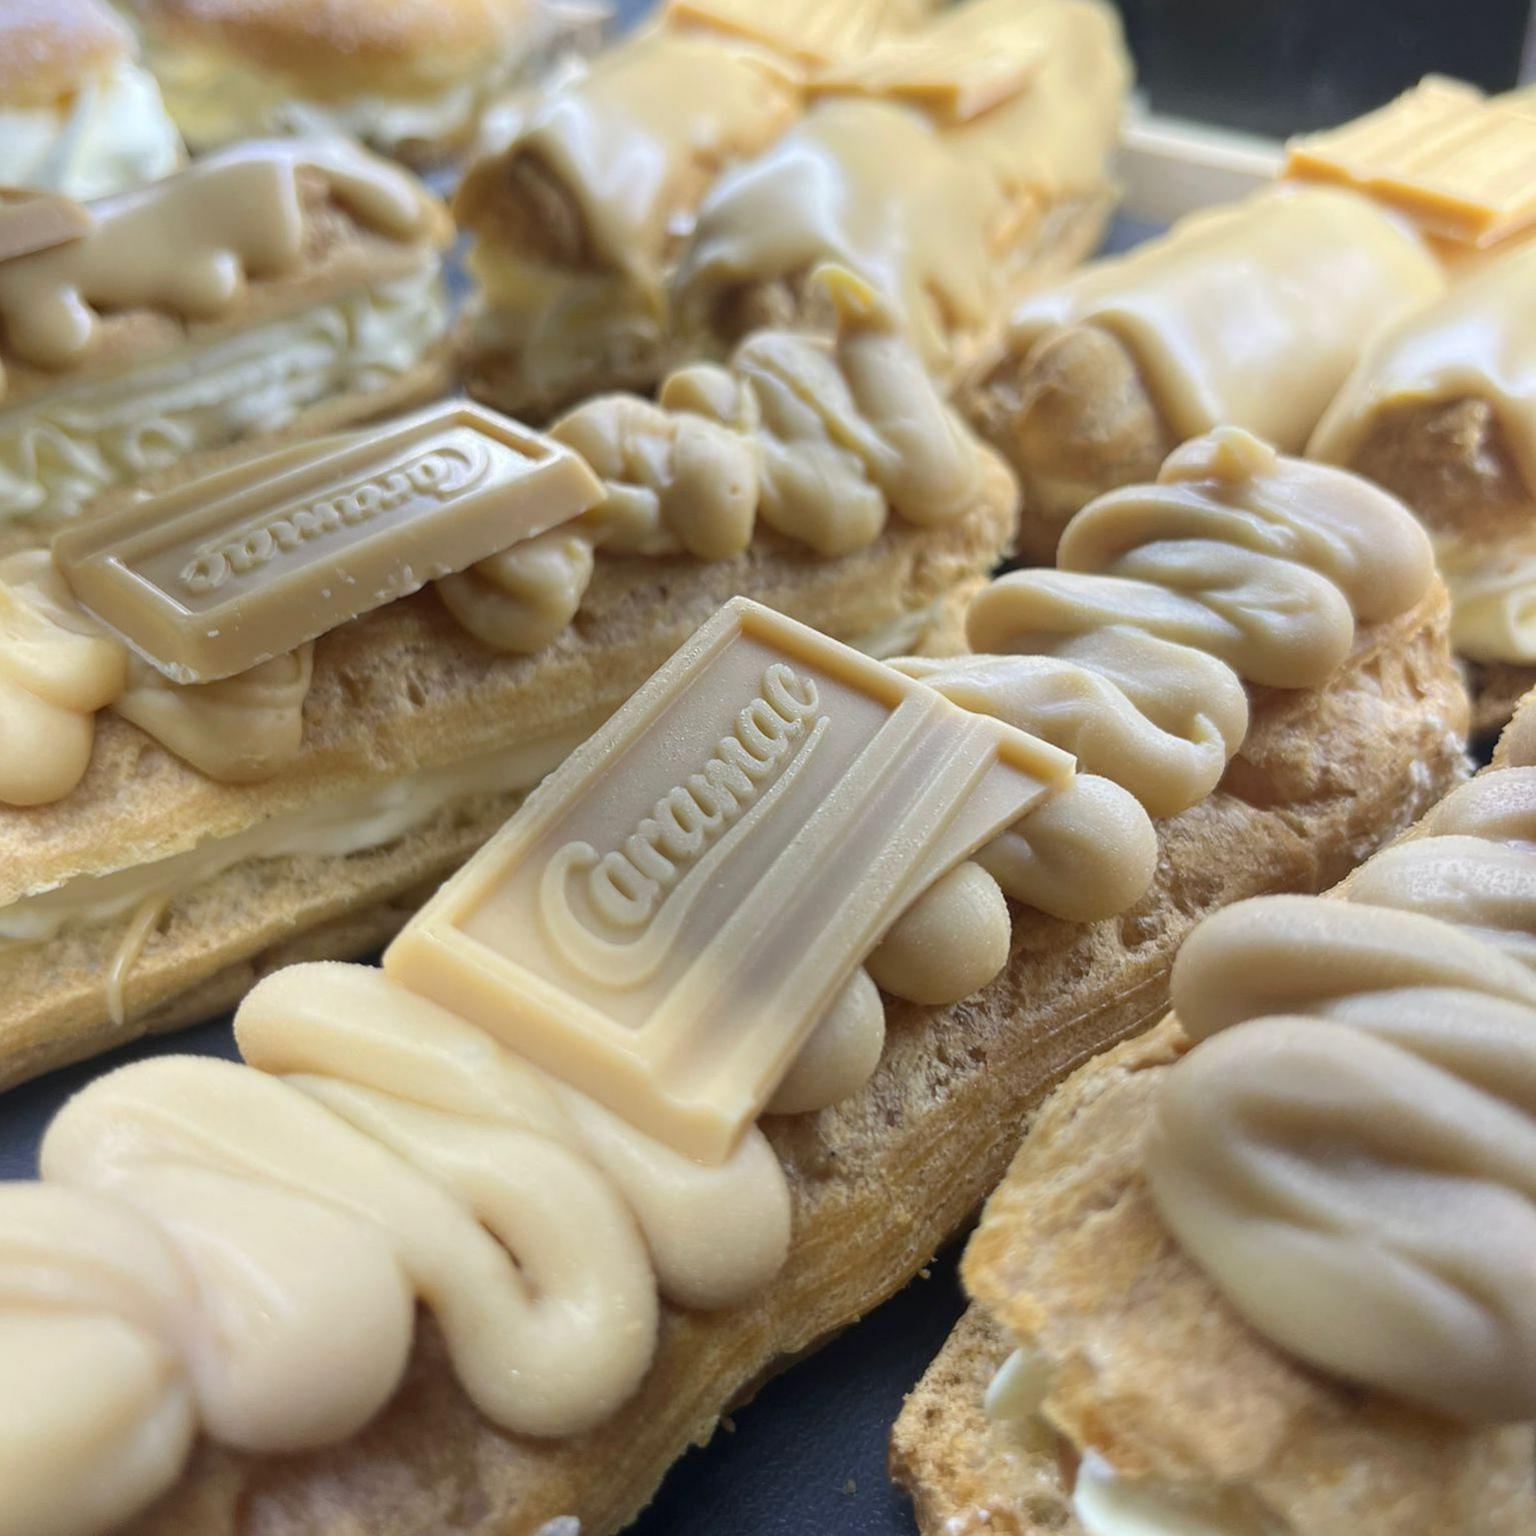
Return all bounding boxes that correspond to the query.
[0,266,448,530]
[0,729,591,951]
[1437,534,1536,664]
[145,34,533,154]
[1073,1453,1277,1536]
[0,58,185,200]
[984,1348,1277,1536]
[982,1345,1052,1424]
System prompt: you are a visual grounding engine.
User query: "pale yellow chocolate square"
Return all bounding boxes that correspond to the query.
[386,597,1072,1163]
[1285,77,1536,247]
[663,0,888,68]
[811,5,1045,124]
[53,402,603,684]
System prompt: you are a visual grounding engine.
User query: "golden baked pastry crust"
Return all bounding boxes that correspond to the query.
[891,1016,1536,1536]
[0,494,1009,1088]
[0,0,131,108]
[122,0,530,96]
[114,582,1468,1536]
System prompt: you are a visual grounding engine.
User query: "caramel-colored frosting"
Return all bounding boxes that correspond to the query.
[896,429,1435,834]
[114,645,313,782]
[670,0,1129,377]
[1148,763,1536,1423]
[991,185,1444,455]
[455,24,802,408]
[441,267,995,648]
[0,958,791,1533]
[0,548,124,806]
[0,138,444,394]
[1310,242,1536,663]
[0,547,316,804]
[472,28,799,293]
[1312,240,1536,498]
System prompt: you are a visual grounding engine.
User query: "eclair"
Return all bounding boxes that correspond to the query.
[891,709,1536,1535]
[963,183,1445,562]
[1310,242,1536,734]
[456,0,1128,420]
[0,273,1019,1086]
[0,0,183,199]
[0,427,1467,1536]
[0,140,454,542]
[117,0,564,165]
[667,0,1129,383]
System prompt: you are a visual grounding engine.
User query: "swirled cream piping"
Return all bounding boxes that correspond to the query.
[0,138,443,392]
[896,426,1433,820]
[0,557,313,807]
[0,745,1084,1536]
[0,550,125,806]
[1146,762,1536,1423]
[439,264,996,650]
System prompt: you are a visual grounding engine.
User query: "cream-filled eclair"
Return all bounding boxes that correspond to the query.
[0,140,454,542]
[454,0,875,420]
[118,0,567,165]
[0,426,1467,1536]
[667,0,1129,384]
[1311,243,1536,734]
[456,0,1128,421]
[0,272,1019,1086]
[892,715,1536,1535]
[0,0,183,199]
[963,183,1445,562]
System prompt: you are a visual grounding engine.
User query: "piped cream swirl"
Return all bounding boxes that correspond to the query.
[1147,764,1536,1423]
[0,550,126,806]
[906,428,1427,762]
[440,265,997,650]
[893,427,1434,913]
[2,958,794,1534]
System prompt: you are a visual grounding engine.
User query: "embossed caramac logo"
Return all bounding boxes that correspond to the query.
[541,663,826,985]
[386,600,1076,1164]
[178,442,492,594]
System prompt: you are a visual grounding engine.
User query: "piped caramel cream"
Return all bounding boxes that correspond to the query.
[0,548,125,806]
[895,430,1435,834]
[1147,763,1536,1423]
[0,139,444,390]
[443,266,999,649]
